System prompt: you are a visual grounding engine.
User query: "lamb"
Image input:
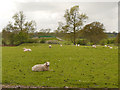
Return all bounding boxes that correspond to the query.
[60,44,62,47]
[32,62,50,71]
[49,45,52,48]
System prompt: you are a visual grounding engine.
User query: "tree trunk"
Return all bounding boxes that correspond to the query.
[73,13,76,45]
[73,26,76,45]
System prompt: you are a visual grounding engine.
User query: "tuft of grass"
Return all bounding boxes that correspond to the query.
[2,43,118,88]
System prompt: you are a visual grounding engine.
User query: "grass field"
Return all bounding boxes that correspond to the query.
[2,43,118,88]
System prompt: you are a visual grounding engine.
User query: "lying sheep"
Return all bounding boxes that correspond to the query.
[108,45,110,48]
[23,48,32,52]
[109,47,113,49]
[92,45,96,48]
[32,62,50,71]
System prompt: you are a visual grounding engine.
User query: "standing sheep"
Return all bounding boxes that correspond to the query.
[104,45,107,47]
[60,44,62,47]
[76,44,78,46]
[32,62,50,71]
[78,44,80,46]
[49,45,52,48]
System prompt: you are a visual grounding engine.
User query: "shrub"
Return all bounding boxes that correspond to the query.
[76,39,88,45]
[62,41,72,45]
[106,38,115,44]
[99,39,107,45]
[86,42,94,46]
[40,39,46,43]
[46,40,59,44]
[26,39,39,43]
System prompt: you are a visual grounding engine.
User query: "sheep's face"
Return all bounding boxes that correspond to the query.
[23,48,26,50]
[46,62,50,67]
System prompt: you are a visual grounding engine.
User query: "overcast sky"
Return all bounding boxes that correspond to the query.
[0,0,119,32]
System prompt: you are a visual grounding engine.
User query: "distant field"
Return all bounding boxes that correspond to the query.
[2,43,118,88]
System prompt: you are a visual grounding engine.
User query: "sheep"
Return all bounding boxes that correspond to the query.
[25,48,31,51]
[49,45,52,48]
[92,45,96,48]
[23,48,32,52]
[109,47,113,49]
[32,62,50,71]
[76,44,78,46]
[60,44,62,47]
[104,45,107,47]
[77,44,80,46]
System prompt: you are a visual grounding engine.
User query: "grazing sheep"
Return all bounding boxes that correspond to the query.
[32,62,50,71]
[92,45,96,48]
[49,45,52,48]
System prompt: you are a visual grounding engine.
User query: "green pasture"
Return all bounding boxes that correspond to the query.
[2,44,118,88]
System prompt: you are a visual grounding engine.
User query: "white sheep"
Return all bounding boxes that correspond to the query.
[60,44,62,47]
[32,62,50,71]
[49,45,52,48]
[109,47,113,49]
[23,48,32,52]
[78,44,80,46]
[105,45,107,47]
[92,45,96,48]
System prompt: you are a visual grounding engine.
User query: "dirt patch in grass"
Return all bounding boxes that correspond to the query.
[2,84,59,88]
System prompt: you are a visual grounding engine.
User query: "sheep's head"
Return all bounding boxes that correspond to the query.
[23,48,26,50]
[45,62,50,67]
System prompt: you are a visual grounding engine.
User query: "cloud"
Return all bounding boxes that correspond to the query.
[0,0,118,33]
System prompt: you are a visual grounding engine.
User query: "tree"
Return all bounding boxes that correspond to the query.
[2,11,36,45]
[115,32,120,45]
[12,11,36,33]
[39,28,51,36]
[81,21,107,44]
[63,5,88,45]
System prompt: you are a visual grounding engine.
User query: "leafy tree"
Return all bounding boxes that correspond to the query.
[2,11,36,45]
[39,28,51,34]
[81,21,107,44]
[12,11,36,33]
[24,21,36,33]
[63,5,88,45]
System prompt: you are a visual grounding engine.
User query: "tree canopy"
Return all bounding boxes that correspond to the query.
[61,5,88,44]
[2,11,36,45]
[81,21,107,44]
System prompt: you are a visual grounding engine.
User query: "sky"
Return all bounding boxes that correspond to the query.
[0,0,119,33]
